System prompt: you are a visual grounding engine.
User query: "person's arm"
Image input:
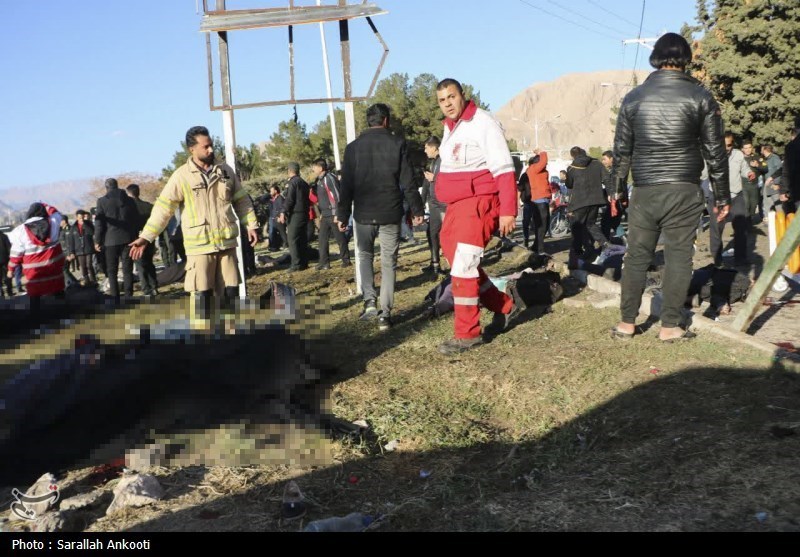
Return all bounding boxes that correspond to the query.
[699,95,730,207]
[399,142,424,218]
[337,146,355,224]
[229,167,258,231]
[94,202,106,248]
[139,175,182,244]
[480,116,517,218]
[283,180,297,216]
[612,99,634,197]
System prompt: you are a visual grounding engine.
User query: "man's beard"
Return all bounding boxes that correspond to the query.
[200,153,215,165]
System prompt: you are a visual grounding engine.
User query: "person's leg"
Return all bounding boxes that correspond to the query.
[569,208,587,261]
[743,181,758,224]
[143,243,158,293]
[104,245,121,301]
[377,223,401,316]
[277,223,288,251]
[429,207,444,267]
[601,201,613,240]
[521,202,533,247]
[585,205,610,253]
[331,219,351,264]
[355,222,378,306]
[658,185,705,331]
[731,194,749,265]
[287,217,303,269]
[532,202,548,254]
[618,189,661,329]
[707,195,726,266]
[317,216,332,266]
[120,245,134,297]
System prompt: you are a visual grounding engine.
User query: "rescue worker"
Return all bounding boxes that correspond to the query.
[128,125,258,328]
[434,78,524,355]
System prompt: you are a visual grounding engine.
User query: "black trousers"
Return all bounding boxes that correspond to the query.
[318,215,350,265]
[135,243,158,295]
[426,204,446,265]
[708,193,749,266]
[524,202,549,254]
[287,215,309,269]
[0,266,12,298]
[105,243,134,300]
[76,254,97,284]
[569,205,608,259]
[620,183,705,328]
[270,220,288,250]
[601,200,625,239]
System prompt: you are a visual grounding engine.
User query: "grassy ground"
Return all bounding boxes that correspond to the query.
[3,230,799,532]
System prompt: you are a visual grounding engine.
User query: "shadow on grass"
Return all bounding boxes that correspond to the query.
[119,362,800,532]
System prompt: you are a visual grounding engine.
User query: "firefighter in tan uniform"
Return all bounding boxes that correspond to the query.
[129,126,258,327]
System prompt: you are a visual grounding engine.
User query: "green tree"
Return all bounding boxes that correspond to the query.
[263,120,314,175]
[691,0,800,149]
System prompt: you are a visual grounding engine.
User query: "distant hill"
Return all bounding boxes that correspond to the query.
[495,70,651,159]
[0,180,95,218]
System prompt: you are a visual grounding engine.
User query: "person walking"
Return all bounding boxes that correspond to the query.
[126,184,159,297]
[311,158,351,270]
[336,103,425,331]
[611,32,730,342]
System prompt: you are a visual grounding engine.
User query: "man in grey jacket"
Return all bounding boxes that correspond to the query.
[707,132,753,268]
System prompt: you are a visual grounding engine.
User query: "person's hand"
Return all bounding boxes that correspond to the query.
[277,213,286,225]
[747,172,756,181]
[424,171,434,181]
[128,238,149,261]
[713,204,730,223]
[337,221,348,232]
[94,243,102,253]
[498,216,516,237]
[533,148,541,155]
[780,194,789,202]
[412,215,424,226]
[248,229,258,247]
[6,270,12,279]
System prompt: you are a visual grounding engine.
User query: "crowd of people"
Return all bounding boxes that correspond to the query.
[3,32,798,353]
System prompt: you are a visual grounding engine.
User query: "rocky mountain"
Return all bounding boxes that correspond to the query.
[495,69,651,159]
[0,180,94,224]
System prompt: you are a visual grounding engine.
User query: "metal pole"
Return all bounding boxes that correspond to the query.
[216,0,247,300]
[731,209,800,331]
[317,0,341,171]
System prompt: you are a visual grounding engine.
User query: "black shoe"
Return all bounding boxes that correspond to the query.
[315,262,331,270]
[438,337,484,355]
[341,259,352,268]
[378,313,392,331]
[359,301,378,321]
[483,281,526,338]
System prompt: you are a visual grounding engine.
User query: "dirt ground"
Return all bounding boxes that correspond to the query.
[2,211,799,533]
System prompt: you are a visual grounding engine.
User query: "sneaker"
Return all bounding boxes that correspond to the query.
[438,337,484,355]
[378,313,392,331]
[483,281,526,338]
[281,480,307,521]
[315,262,331,270]
[359,301,378,321]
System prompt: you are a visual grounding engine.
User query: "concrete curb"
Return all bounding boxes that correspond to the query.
[560,263,798,368]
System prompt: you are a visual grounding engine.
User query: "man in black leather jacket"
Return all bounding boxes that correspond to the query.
[611,33,730,343]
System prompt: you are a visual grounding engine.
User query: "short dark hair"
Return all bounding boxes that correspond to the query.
[61,215,69,223]
[366,103,391,127]
[569,146,586,159]
[425,136,441,148]
[742,140,753,148]
[186,126,210,148]
[288,162,300,175]
[436,78,463,94]
[602,150,613,159]
[104,178,118,191]
[126,184,141,197]
[762,144,773,152]
[724,131,736,144]
[649,32,692,70]
[312,158,328,171]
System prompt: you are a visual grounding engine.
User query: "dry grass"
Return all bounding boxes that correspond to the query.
[3,232,799,532]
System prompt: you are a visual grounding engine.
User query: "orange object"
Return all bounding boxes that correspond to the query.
[774,211,800,274]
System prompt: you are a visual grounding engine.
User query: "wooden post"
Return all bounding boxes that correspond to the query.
[731,209,800,331]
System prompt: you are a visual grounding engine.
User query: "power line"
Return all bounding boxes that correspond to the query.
[586,0,658,36]
[548,0,632,39]
[632,0,647,73]
[517,0,621,42]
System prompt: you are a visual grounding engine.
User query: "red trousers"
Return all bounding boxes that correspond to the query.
[440,196,513,339]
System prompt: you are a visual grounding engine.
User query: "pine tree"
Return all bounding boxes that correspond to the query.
[693,0,800,149]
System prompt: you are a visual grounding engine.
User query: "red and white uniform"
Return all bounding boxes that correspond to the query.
[7,204,65,297]
[437,101,518,339]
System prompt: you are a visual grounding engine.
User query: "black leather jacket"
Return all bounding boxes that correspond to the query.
[612,70,730,206]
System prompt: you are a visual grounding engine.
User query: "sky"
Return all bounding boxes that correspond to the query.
[0,0,698,191]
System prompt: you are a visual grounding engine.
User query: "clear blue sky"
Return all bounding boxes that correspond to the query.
[0,0,697,190]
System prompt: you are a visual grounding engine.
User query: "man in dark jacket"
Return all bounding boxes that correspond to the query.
[611,33,730,342]
[126,184,158,297]
[566,146,609,265]
[261,185,288,252]
[781,117,800,213]
[336,103,425,330]
[312,158,351,270]
[67,210,97,285]
[279,162,310,272]
[94,178,138,303]
[421,136,446,274]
